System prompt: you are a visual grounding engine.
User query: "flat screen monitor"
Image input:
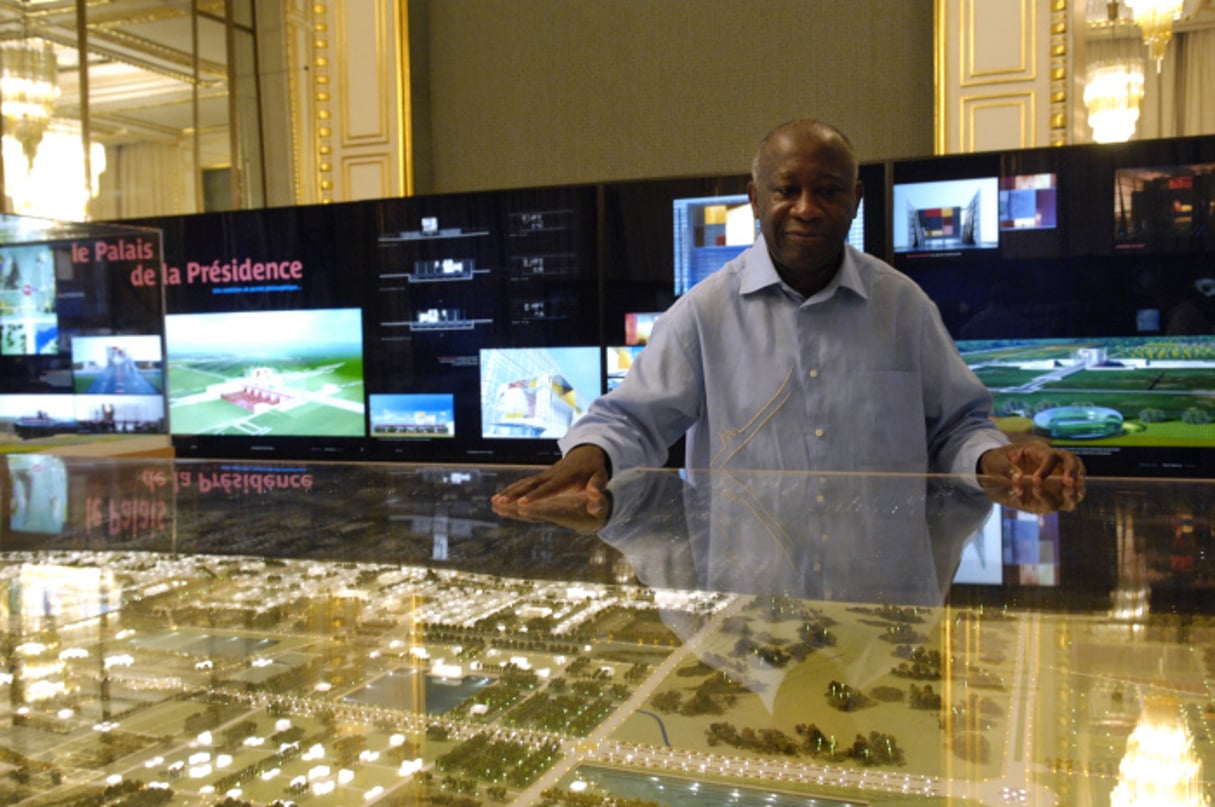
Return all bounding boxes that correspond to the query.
[893,177,999,254]
[952,505,1060,587]
[999,173,1057,231]
[671,194,866,296]
[6,454,68,534]
[70,334,163,395]
[0,225,166,441]
[367,187,600,462]
[606,345,644,391]
[624,312,660,346]
[369,393,455,438]
[959,335,1215,475]
[479,346,601,439]
[0,244,58,356]
[672,194,756,296]
[1114,162,1215,249]
[164,307,365,438]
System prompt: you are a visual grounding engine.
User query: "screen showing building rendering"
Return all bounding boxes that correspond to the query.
[479,347,601,440]
[893,177,999,253]
[164,308,365,438]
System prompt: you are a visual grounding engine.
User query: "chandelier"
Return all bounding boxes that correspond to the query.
[1125,0,1185,71]
[0,41,60,166]
[1083,59,1146,143]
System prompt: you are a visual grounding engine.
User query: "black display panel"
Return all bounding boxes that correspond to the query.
[0,220,166,438]
[139,187,600,463]
[117,135,1215,477]
[141,203,374,460]
[365,187,600,463]
[894,137,1215,478]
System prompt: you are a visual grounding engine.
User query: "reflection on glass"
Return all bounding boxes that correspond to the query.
[0,461,1210,807]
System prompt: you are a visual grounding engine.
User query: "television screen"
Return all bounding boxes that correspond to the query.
[959,335,1215,472]
[0,244,57,356]
[70,334,163,395]
[7,454,68,534]
[951,505,1004,585]
[479,347,601,439]
[999,173,1057,231]
[164,307,365,437]
[671,193,866,295]
[369,393,455,438]
[624,312,660,346]
[672,194,756,296]
[893,177,999,254]
[606,345,644,391]
[365,187,599,462]
[1114,162,1215,249]
[952,502,1061,588]
[0,225,166,442]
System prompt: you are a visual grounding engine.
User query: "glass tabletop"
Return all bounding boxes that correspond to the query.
[1,456,1210,805]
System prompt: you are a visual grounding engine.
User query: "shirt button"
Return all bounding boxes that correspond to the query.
[814,428,824,437]
[809,369,819,378]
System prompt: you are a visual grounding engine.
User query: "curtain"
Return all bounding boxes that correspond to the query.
[92,141,195,221]
[1177,27,1215,135]
[1138,26,1215,139]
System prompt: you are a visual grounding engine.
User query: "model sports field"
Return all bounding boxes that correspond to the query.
[959,336,1215,447]
[165,308,366,437]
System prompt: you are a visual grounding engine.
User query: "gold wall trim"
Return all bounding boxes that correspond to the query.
[935,0,948,154]
[338,0,392,147]
[286,2,305,203]
[963,92,1035,150]
[343,155,393,200]
[961,0,1037,86]
[397,0,412,196]
[312,2,333,204]
[1049,0,1069,145]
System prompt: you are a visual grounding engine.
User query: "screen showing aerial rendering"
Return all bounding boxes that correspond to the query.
[959,335,1215,448]
[164,308,366,437]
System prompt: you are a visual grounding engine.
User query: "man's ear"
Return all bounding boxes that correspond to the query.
[853,180,865,218]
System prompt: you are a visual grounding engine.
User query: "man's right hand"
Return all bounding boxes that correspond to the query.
[492,443,611,506]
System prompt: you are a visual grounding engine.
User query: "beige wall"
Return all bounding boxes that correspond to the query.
[409,0,936,194]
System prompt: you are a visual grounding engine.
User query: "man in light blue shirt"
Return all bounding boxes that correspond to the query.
[495,119,1084,509]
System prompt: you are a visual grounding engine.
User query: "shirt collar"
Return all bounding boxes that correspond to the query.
[741,236,870,302]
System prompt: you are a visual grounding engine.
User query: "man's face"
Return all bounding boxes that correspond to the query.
[748,127,862,280]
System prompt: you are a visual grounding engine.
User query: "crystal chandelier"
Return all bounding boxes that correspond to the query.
[2,120,107,220]
[1125,0,1185,71]
[1083,60,1146,143]
[0,41,60,166]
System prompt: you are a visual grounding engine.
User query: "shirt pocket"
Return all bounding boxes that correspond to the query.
[850,370,929,471]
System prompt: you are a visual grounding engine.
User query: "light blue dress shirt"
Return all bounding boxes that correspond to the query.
[559,237,1009,475]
